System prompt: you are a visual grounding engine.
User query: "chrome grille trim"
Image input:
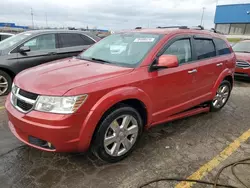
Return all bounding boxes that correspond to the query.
[11,87,38,113]
[236,61,250,69]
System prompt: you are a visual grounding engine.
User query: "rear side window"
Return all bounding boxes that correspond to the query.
[80,35,95,45]
[59,33,94,48]
[194,39,216,60]
[1,34,11,41]
[214,38,231,55]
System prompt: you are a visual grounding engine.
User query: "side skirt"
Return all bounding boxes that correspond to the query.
[148,105,210,128]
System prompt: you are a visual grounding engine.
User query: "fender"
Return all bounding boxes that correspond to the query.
[77,86,153,151]
[0,65,17,76]
[212,68,233,97]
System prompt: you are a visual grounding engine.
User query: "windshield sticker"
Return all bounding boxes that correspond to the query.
[134,38,155,42]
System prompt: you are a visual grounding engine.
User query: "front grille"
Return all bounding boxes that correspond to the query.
[236,61,250,68]
[19,89,38,100]
[11,87,38,113]
[16,99,33,111]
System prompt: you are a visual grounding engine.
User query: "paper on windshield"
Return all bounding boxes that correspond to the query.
[134,38,155,42]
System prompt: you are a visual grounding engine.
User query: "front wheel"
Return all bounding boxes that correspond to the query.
[0,70,12,96]
[92,105,143,163]
[210,80,231,112]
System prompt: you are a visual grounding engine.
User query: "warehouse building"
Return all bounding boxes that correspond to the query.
[214,3,250,35]
[0,22,29,33]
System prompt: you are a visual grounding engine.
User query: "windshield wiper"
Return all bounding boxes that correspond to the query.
[90,57,112,64]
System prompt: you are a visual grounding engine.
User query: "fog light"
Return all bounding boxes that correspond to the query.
[48,142,52,148]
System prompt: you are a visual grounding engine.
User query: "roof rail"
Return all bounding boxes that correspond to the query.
[156,26,188,29]
[191,25,204,30]
[210,28,223,34]
[135,27,142,29]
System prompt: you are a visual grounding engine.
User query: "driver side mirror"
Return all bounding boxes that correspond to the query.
[19,46,30,54]
[151,54,179,71]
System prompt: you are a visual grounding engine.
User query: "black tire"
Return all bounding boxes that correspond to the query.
[92,104,143,163]
[0,70,12,96]
[210,80,232,112]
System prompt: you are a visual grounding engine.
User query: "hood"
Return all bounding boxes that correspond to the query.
[235,52,250,62]
[15,58,133,95]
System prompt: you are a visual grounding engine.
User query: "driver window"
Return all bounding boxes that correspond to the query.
[164,39,192,65]
[22,34,56,51]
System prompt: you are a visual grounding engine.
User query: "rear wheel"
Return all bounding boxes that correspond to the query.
[92,104,143,163]
[0,70,12,96]
[210,80,231,112]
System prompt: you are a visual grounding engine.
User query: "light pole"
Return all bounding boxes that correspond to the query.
[200,7,206,27]
[45,13,48,28]
[31,8,34,29]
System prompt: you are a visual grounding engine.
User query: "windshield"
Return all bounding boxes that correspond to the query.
[233,41,250,53]
[79,33,162,67]
[0,32,32,50]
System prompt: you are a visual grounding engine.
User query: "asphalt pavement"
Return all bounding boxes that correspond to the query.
[0,80,250,188]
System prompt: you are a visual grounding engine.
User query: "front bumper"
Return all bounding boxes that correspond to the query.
[5,95,89,152]
[235,67,250,78]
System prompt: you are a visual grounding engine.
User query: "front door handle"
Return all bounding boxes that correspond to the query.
[188,69,197,74]
[216,63,223,67]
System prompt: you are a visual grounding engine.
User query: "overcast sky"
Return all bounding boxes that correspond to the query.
[1,0,250,30]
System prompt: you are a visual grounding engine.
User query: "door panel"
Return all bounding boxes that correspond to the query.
[150,62,200,123]
[17,49,60,72]
[192,38,222,104]
[16,33,60,73]
[149,37,199,123]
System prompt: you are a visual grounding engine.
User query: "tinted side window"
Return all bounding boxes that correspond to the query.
[59,33,91,48]
[214,38,231,55]
[2,35,11,40]
[80,35,95,45]
[194,39,216,60]
[23,34,56,51]
[164,39,192,65]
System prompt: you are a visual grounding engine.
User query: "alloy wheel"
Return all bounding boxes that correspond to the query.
[0,75,8,95]
[104,115,139,157]
[212,85,230,109]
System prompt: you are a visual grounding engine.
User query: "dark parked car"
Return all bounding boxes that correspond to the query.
[0,33,14,41]
[0,30,100,96]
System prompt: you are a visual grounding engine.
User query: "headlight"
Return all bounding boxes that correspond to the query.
[34,95,88,114]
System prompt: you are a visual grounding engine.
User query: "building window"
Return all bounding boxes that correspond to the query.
[216,24,230,34]
[229,24,246,35]
[245,24,250,35]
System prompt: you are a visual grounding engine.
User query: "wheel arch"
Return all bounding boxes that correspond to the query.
[77,87,152,151]
[0,66,16,80]
[212,69,234,97]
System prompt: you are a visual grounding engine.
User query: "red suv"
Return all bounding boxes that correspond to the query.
[5,27,236,162]
[232,40,250,79]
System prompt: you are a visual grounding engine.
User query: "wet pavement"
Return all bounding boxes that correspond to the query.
[0,80,250,188]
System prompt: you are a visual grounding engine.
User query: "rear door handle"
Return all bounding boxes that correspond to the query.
[216,63,223,67]
[188,69,197,74]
